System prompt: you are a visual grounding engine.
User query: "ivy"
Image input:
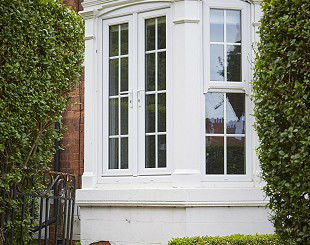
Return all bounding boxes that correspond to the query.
[253,0,310,244]
[0,0,84,242]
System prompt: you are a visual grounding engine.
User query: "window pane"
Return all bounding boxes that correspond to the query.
[157,52,166,91]
[157,16,166,49]
[109,25,119,57]
[145,94,155,133]
[146,18,155,51]
[158,93,166,132]
[120,58,128,92]
[227,136,245,174]
[210,44,224,81]
[109,98,119,136]
[210,9,224,42]
[120,97,128,135]
[206,136,224,174]
[158,135,166,168]
[146,136,156,168]
[227,45,241,82]
[121,137,128,169]
[146,53,155,91]
[109,138,119,169]
[226,10,241,43]
[121,24,128,55]
[109,59,119,96]
[226,93,245,134]
[206,93,224,134]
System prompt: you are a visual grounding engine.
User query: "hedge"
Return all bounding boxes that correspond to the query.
[168,234,280,245]
[0,0,84,242]
[253,0,310,244]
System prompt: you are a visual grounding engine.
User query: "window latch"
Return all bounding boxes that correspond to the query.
[129,90,133,108]
[137,89,144,108]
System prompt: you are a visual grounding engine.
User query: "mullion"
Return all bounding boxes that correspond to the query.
[118,25,121,169]
[155,18,158,168]
[224,92,227,175]
[224,10,227,82]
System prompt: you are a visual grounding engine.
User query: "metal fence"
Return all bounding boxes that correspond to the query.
[1,171,76,245]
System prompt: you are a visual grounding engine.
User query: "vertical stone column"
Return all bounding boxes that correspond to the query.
[171,0,203,187]
[80,13,97,188]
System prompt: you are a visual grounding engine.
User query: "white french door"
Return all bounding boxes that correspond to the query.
[102,9,171,176]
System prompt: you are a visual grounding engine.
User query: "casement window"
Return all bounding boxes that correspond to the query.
[204,0,251,179]
[102,9,171,176]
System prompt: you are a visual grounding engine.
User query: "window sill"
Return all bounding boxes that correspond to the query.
[76,187,268,207]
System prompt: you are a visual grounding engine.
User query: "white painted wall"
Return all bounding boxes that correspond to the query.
[77,0,271,244]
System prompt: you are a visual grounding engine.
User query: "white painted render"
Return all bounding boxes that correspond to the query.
[77,0,272,244]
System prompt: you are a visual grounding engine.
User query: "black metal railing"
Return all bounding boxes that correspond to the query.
[1,171,76,245]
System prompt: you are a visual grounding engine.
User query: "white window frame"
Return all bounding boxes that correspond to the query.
[100,8,172,178]
[202,0,253,181]
[137,9,172,176]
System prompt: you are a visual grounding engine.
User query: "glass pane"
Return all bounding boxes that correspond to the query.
[210,44,224,81]
[146,135,155,168]
[121,24,128,55]
[226,10,241,43]
[226,93,245,134]
[109,98,118,135]
[146,18,155,51]
[205,93,224,134]
[109,59,119,96]
[109,25,119,57]
[146,53,156,91]
[109,138,119,169]
[158,93,166,132]
[145,94,155,133]
[157,52,166,91]
[227,136,245,174]
[206,136,224,174]
[227,45,241,82]
[120,58,128,92]
[158,135,166,168]
[210,9,224,42]
[120,97,128,135]
[121,137,128,169]
[158,16,166,49]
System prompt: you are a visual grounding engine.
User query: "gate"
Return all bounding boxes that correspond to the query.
[1,171,76,245]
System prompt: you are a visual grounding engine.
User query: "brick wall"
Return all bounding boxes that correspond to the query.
[60,0,84,188]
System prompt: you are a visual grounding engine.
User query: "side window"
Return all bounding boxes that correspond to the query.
[144,17,167,169]
[205,4,250,177]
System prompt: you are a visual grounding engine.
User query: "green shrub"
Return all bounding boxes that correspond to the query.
[0,0,84,242]
[253,0,310,244]
[168,234,280,245]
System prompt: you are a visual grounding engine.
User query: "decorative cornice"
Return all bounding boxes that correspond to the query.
[79,9,98,19]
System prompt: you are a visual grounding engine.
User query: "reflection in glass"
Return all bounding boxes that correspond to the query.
[146,136,156,168]
[158,135,166,168]
[158,17,166,49]
[226,10,241,43]
[206,136,224,174]
[109,98,118,135]
[158,93,166,132]
[120,97,128,135]
[227,45,241,82]
[226,93,245,134]
[109,138,119,169]
[121,24,128,55]
[210,44,224,81]
[109,59,119,96]
[146,18,156,51]
[121,137,128,169]
[157,52,166,91]
[145,95,155,133]
[109,25,118,57]
[227,136,245,174]
[206,93,224,134]
[210,9,224,42]
[146,53,155,91]
[121,58,128,92]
